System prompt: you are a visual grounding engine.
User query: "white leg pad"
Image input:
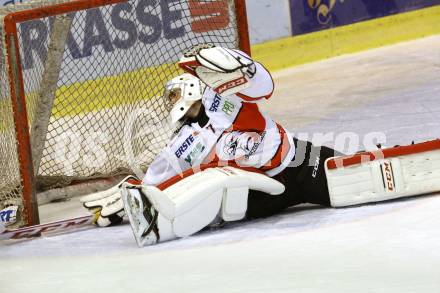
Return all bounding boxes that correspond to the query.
[325,140,440,207]
[141,167,284,240]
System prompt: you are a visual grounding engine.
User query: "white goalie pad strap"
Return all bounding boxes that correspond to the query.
[221,186,249,221]
[325,140,440,207]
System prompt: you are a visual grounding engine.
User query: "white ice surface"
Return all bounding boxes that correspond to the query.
[1,36,440,293]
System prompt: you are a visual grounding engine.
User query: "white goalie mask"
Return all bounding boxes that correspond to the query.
[164,73,206,124]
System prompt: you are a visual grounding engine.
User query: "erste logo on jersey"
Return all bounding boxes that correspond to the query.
[209,95,222,112]
[175,134,195,158]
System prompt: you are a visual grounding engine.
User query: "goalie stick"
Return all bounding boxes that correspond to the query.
[0,215,94,241]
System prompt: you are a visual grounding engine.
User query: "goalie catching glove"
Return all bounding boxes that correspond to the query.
[80,175,140,227]
[178,44,256,96]
[121,167,285,247]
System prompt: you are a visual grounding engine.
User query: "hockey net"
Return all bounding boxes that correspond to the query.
[0,0,250,227]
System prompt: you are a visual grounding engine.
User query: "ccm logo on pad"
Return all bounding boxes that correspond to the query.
[380,161,396,192]
[215,77,247,94]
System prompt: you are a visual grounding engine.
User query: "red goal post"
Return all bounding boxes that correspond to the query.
[0,0,251,228]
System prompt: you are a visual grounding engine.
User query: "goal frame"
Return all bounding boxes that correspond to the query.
[2,0,251,227]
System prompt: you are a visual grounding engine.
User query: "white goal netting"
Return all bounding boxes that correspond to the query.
[0,0,246,226]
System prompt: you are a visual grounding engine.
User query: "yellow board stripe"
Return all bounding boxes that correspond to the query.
[0,63,181,131]
[252,5,440,72]
[51,64,179,117]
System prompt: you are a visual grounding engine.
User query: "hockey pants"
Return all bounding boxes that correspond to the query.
[246,139,342,219]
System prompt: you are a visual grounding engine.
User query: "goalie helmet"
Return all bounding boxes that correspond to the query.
[164,73,206,124]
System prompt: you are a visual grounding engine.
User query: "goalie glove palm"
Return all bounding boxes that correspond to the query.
[80,175,139,227]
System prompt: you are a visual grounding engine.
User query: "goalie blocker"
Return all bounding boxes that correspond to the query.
[121,139,440,247]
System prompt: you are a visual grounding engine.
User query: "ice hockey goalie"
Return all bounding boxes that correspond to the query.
[80,44,440,247]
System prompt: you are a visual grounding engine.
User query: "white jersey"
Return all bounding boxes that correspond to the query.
[143,55,296,186]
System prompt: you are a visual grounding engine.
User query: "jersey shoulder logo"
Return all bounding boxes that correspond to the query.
[209,94,222,112]
[208,95,236,116]
[222,99,235,115]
